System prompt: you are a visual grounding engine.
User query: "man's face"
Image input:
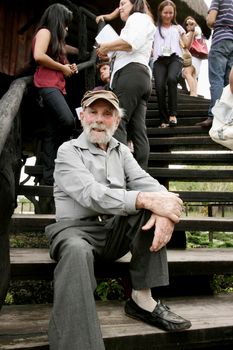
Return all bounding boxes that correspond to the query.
[100,65,110,83]
[80,99,120,146]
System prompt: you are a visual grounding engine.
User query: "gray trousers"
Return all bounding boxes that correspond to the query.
[45,210,169,350]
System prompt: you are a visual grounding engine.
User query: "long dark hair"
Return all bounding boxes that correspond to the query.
[129,0,149,15]
[157,0,177,38]
[36,3,73,60]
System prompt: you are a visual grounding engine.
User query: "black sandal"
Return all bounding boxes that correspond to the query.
[169,116,177,127]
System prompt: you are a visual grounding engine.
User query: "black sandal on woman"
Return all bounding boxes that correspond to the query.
[169,116,177,127]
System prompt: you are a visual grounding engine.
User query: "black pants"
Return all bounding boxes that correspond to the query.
[153,54,183,124]
[112,63,152,170]
[39,87,75,185]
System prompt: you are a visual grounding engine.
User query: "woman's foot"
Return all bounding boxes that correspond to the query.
[169,116,177,127]
[159,123,169,128]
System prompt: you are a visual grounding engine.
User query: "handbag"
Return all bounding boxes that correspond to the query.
[179,38,192,67]
[209,85,233,150]
[190,36,208,59]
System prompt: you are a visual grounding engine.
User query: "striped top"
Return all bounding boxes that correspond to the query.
[209,0,233,45]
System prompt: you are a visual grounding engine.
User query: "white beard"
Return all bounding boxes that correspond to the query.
[81,121,117,145]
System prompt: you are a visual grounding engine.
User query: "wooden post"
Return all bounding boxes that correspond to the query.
[208,204,213,243]
[0,151,15,309]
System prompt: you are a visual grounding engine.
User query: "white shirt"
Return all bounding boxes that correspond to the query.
[110,12,156,87]
[152,24,185,62]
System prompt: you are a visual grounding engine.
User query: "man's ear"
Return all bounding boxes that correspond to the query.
[115,116,121,128]
[80,110,84,121]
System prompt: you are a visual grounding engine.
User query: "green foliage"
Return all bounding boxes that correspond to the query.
[211,275,233,294]
[5,280,53,305]
[95,279,125,301]
[170,165,233,193]
[5,293,14,305]
[10,232,49,248]
[187,232,233,248]
[186,232,233,294]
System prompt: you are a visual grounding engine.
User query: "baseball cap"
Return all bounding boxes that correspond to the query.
[81,90,120,113]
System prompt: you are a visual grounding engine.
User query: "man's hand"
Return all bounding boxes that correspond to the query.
[142,214,174,252]
[136,191,183,223]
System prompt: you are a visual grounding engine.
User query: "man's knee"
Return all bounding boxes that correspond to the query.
[59,236,94,262]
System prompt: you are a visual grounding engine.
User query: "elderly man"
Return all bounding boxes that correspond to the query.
[45,90,191,350]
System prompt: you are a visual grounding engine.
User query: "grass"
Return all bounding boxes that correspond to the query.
[186,231,233,248]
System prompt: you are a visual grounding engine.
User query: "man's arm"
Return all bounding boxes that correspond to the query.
[207,9,218,28]
[136,191,183,224]
[230,67,233,94]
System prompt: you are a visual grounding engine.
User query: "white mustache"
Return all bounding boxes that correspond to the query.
[90,123,106,131]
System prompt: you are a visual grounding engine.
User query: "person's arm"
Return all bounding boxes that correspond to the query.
[65,44,79,55]
[136,191,183,224]
[207,9,218,28]
[33,28,74,77]
[180,22,196,49]
[96,8,120,24]
[96,38,132,59]
[230,67,233,94]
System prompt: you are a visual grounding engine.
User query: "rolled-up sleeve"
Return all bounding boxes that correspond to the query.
[120,13,155,51]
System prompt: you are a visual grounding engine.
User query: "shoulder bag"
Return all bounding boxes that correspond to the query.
[190,36,208,60]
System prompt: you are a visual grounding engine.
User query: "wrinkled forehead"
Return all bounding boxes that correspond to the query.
[86,99,117,112]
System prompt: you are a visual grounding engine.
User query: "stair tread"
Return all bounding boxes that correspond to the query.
[148,167,233,181]
[0,294,232,349]
[10,247,233,265]
[16,187,233,201]
[149,152,233,164]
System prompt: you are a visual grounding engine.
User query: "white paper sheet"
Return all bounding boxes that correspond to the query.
[95,24,119,44]
[95,24,119,58]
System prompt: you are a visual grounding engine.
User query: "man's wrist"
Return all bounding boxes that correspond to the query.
[136,192,145,209]
[136,192,156,211]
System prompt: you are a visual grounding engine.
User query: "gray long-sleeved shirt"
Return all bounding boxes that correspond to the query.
[54,132,166,221]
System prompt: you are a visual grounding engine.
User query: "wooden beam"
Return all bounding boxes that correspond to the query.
[9,248,233,280]
[0,77,31,154]
[10,214,233,233]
